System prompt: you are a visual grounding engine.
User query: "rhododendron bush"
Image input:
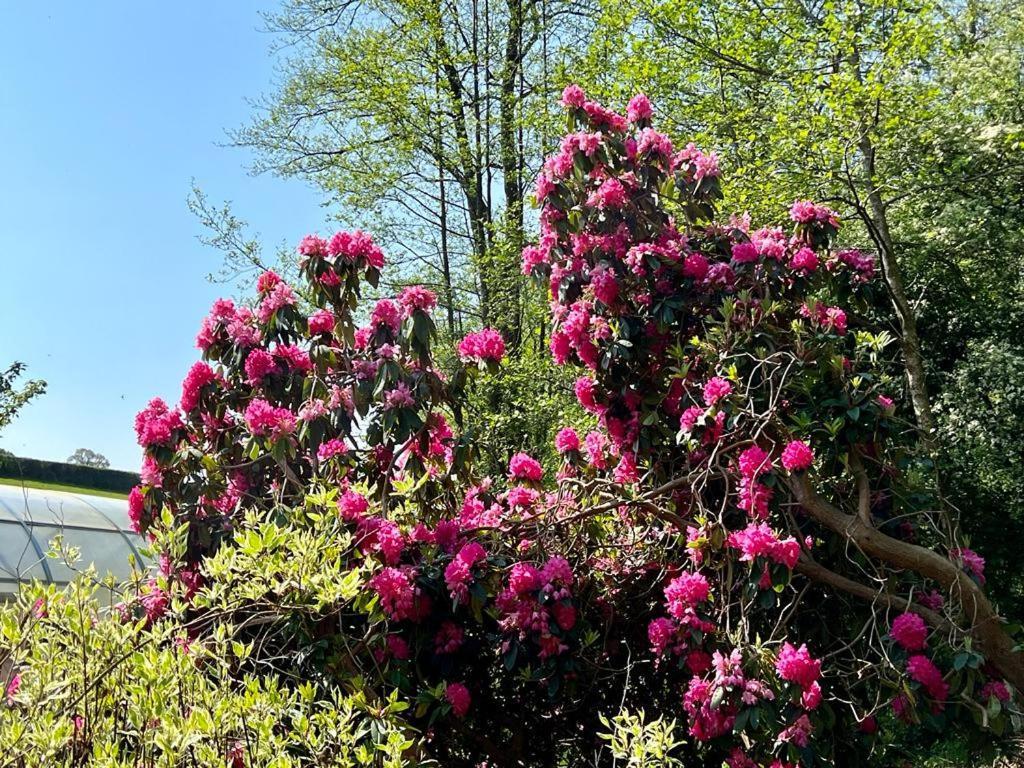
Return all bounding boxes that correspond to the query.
[5,90,1023,767]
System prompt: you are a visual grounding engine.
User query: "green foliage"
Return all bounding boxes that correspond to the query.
[0,362,45,435]
[598,710,685,767]
[0,520,419,767]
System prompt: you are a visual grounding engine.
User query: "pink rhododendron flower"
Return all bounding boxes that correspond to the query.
[445,682,472,717]
[775,642,821,690]
[243,399,296,439]
[179,361,216,413]
[789,247,819,273]
[906,654,948,703]
[727,523,801,569]
[316,438,347,462]
[308,309,335,335]
[665,571,710,619]
[731,241,759,264]
[297,234,327,259]
[128,486,145,532]
[458,328,506,364]
[702,377,732,406]
[627,93,653,123]
[398,285,438,317]
[737,445,773,478]
[889,612,928,652]
[509,452,543,483]
[327,230,385,268]
[554,427,581,454]
[559,84,586,109]
[134,398,182,448]
[950,547,986,584]
[338,490,369,521]
[781,440,814,472]
[980,680,1011,703]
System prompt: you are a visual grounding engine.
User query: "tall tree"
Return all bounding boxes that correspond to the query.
[238,0,592,346]
[579,0,1024,442]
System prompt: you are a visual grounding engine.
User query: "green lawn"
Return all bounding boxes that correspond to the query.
[0,477,128,500]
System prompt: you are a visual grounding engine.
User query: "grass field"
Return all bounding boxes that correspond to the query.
[0,477,128,500]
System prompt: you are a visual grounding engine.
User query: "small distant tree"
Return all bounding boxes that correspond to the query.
[0,362,46,434]
[66,448,110,469]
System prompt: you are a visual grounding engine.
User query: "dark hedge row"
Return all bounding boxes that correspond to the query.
[0,455,138,494]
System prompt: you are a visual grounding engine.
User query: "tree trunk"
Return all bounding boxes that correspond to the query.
[789,475,1024,691]
[856,135,937,442]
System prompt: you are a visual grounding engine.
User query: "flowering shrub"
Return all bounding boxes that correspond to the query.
[7,89,1023,768]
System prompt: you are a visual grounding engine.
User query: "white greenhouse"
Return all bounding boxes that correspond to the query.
[0,484,144,598]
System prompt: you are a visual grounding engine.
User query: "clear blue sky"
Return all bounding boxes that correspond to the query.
[0,3,326,471]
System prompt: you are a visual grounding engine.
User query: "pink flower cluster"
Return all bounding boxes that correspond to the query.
[950,547,986,584]
[780,440,814,472]
[790,200,840,228]
[496,557,577,659]
[726,523,801,569]
[134,398,182,448]
[775,642,823,710]
[243,399,296,439]
[457,328,506,364]
[906,654,949,705]
[508,452,543,483]
[889,612,928,652]
[398,285,437,317]
[326,229,386,268]
[444,541,487,603]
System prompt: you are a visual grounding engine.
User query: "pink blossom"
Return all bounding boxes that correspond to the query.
[338,490,369,521]
[950,547,986,584]
[327,230,385,268]
[907,654,948,703]
[648,617,677,655]
[308,309,335,335]
[140,456,163,488]
[317,438,347,462]
[789,247,819,273]
[980,680,1011,704]
[180,361,216,413]
[890,612,928,652]
[665,571,710,619]
[775,642,821,690]
[627,93,653,123]
[682,252,709,280]
[508,452,543,483]
[244,348,277,385]
[370,299,402,334]
[384,382,416,410]
[559,84,586,109]
[554,427,581,454]
[592,177,627,209]
[369,566,421,621]
[297,234,327,259]
[781,440,814,472]
[702,377,732,406]
[727,523,801,569]
[737,445,773,478]
[445,682,472,717]
[243,399,296,439]
[256,282,297,323]
[731,241,759,264]
[256,270,283,293]
[458,328,506,364]
[134,398,182,448]
[128,486,145,533]
[398,285,438,317]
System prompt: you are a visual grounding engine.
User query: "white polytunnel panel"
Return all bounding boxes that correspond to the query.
[0,484,146,597]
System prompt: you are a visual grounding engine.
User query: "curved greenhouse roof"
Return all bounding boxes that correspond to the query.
[0,484,144,597]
